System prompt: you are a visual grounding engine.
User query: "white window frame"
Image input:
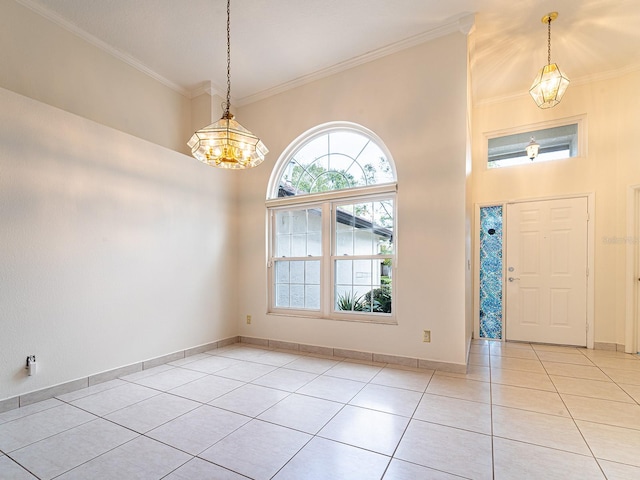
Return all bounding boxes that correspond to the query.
[267,187,397,323]
[484,114,587,170]
[266,122,397,324]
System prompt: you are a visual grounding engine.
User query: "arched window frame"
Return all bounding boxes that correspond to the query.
[267,121,397,200]
[266,122,398,324]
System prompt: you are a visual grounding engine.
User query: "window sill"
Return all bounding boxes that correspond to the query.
[267,311,397,326]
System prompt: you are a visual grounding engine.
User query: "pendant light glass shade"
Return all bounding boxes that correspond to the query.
[529,63,570,109]
[188,0,267,169]
[526,137,540,160]
[530,12,569,109]
[188,113,268,169]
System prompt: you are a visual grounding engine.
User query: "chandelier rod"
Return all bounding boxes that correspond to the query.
[224,0,231,118]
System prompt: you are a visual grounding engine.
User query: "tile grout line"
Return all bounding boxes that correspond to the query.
[5,342,640,479]
[534,345,611,478]
[489,341,496,480]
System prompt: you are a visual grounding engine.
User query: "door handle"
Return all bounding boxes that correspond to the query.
[508,277,520,282]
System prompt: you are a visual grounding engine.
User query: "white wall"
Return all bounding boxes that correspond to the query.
[0,0,474,402]
[472,69,640,348]
[235,32,471,366]
[0,87,238,400]
[0,0,191,154]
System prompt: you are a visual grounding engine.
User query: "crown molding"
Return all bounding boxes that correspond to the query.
[235,15,472,107]
[16,0,191,97]
[457,13,476,36]
[17,1,476,106]
[190,81,226,99]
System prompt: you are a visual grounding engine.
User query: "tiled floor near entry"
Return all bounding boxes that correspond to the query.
[1,340,639,479]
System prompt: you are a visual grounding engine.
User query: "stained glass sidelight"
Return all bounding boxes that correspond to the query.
[479,206,503,339]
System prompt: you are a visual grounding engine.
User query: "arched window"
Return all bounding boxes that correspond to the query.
[266,122,397,323]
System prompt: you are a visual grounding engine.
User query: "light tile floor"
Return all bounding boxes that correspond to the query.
[1,341,639,479]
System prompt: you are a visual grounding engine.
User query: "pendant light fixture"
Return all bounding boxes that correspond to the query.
[529,12,570,109]
[187,0,268,169]
[526,137,540,160]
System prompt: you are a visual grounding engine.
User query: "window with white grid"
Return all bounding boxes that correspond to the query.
[267,122,397,323]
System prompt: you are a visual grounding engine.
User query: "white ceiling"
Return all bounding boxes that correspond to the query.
[18,0,640,105]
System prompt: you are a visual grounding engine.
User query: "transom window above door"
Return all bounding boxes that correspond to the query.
[486,116,585,169]
[266,122,397,323]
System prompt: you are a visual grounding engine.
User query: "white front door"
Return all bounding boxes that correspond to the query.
[506,197,588,346]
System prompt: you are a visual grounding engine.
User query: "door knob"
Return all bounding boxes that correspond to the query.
[508,277,520,282]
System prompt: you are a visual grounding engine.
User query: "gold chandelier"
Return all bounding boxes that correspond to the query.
[187,0,268,169]
[529,12,570,109]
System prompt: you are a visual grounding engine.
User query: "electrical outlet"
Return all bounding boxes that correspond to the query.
[423,330,431,343]
[246,315,252,325]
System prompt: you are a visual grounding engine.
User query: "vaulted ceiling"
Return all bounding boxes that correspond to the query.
[18,0,640,105]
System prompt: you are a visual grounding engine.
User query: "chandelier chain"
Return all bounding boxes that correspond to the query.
[225,0,231,115]
[547,16,551,65]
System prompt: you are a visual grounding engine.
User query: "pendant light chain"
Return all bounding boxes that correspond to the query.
[225,0,231,117]
[547,16,551,66]
[187,0,268,168]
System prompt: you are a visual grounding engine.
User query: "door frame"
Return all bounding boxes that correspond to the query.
[474,193,595,348]
[625,185,640,354]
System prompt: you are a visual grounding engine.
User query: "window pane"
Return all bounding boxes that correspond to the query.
[308,211,322,231]
[275,211,291,234]
[354,203,373,222]
[307,232,322,256]
[335,286,361,312]
[291,234,307,257]
[276,235,291,257]
[354,229,374,255]
[273,259,320,311]
[374,200,394,229]
[336,200,394,257]
[357,141,385,167]
[354,259,373,285]
[276,261,290,283]
[295,135,327,168]
[290,261,304,283]
[276,284,290,308]
[335,260,353,285]
[274,207,322,258]
[274,128,395,198]
[305,261,320,285]
[488,122,579,168]
[334,258,392,314]
[290,285,305,308]
[336,231,353,256]
[291,210,307,233]
[376,260,393,313]
[329,131,368,159]
[346,163,367,188]
[327,153,355,174]
[305,285,320,309]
